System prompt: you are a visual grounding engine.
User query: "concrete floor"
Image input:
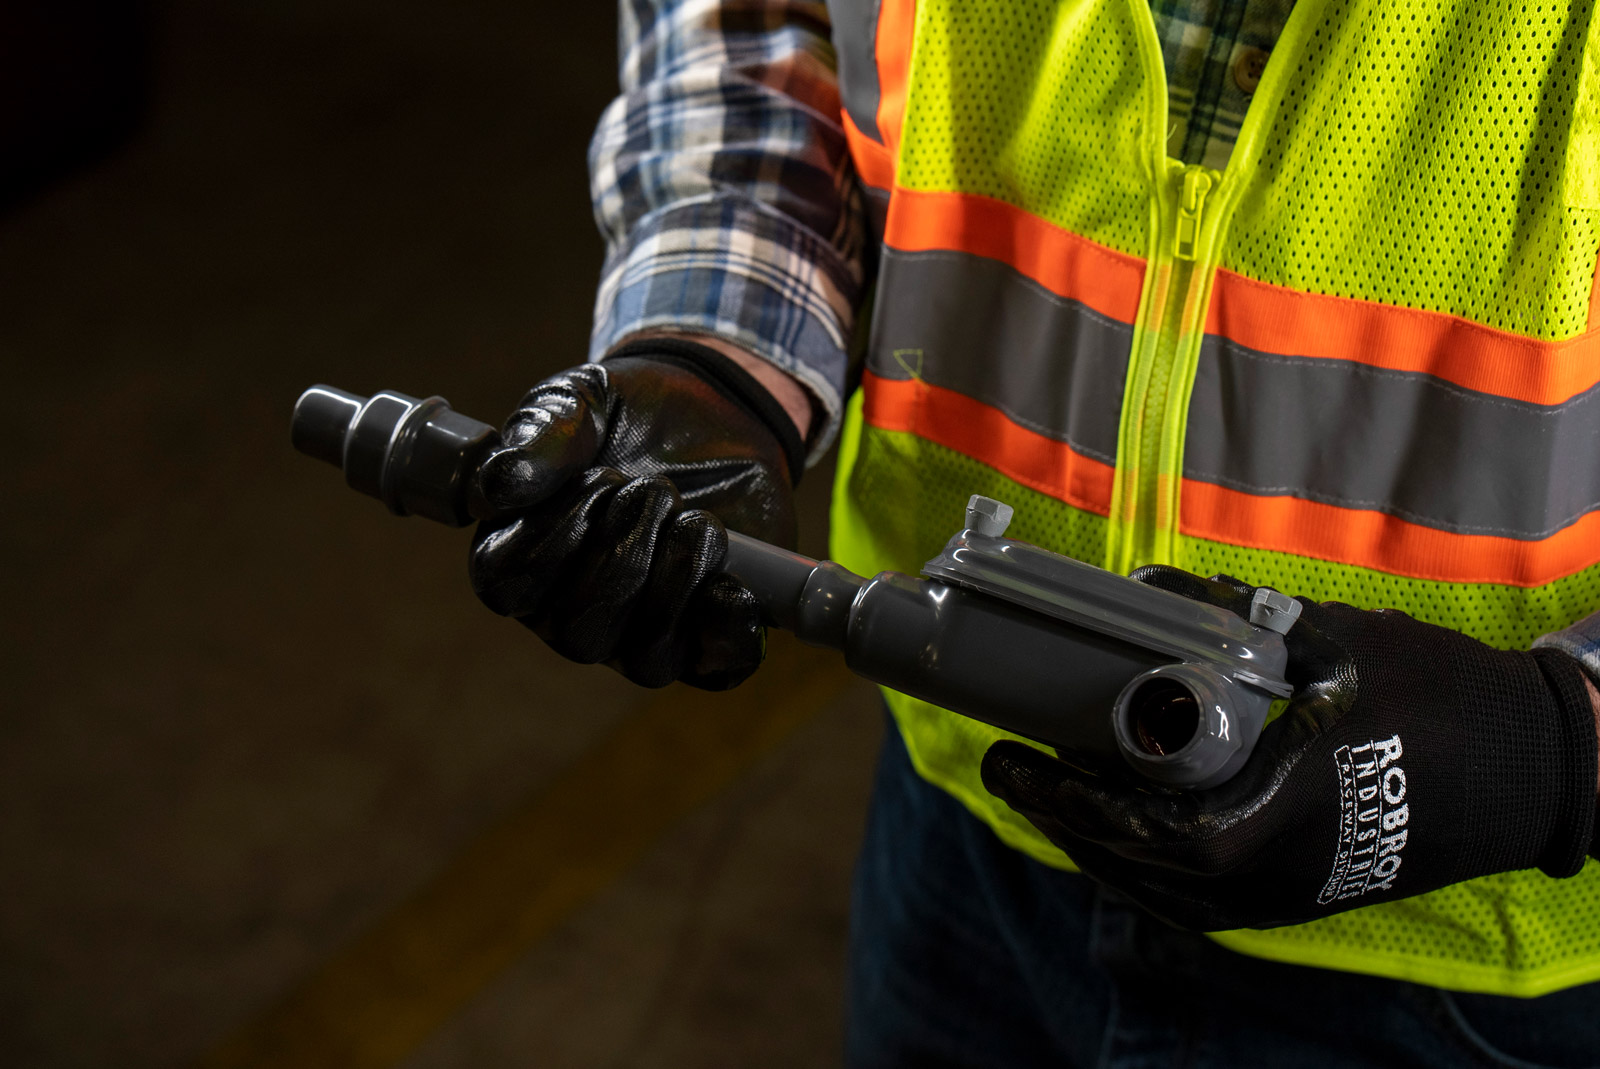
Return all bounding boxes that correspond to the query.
[0,3,881,1065]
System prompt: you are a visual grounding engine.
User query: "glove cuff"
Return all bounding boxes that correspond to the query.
[1593,792,1600,864]
[1528,647,1600,877]
[604,337,808,487]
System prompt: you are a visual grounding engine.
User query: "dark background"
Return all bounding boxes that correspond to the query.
[0,2,880,1065]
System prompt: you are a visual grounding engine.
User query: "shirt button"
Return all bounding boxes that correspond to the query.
[1233,47,1270,94]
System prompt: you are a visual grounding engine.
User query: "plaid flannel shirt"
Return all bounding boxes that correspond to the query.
[587,0,1600,675]
[1152,0,1298,168]
[589,0,865,454]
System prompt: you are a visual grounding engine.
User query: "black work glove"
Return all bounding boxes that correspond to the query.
[981,567,1600,930]
[468,338,804,691]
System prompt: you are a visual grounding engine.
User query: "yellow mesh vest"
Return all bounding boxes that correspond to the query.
[832,0,1600,995]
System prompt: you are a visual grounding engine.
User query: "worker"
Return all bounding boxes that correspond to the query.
[467,0,1600,1063]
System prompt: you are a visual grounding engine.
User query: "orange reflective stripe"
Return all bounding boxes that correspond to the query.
[884,189,1146,325]
[862,370,1115,515]
[843,111,895,192]
[875,0,915,158]
[1208,267,1600,406]
[1180,480,1600,588]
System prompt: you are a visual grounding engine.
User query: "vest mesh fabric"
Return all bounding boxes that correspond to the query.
[1225,0,1600,339]
[894,0,1153,256]
[836,0,1600,993]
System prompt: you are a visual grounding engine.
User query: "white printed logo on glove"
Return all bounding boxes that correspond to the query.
[1318,735,1410,904]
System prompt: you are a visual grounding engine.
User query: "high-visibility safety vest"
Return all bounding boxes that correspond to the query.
[824,0,1600,995]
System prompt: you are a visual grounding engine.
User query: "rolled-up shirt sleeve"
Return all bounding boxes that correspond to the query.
[589,0,865,458]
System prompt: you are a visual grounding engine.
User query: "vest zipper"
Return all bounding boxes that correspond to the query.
[1106,0,1324,576]
[1107,160,1222,576]
[1174,166,1215,262]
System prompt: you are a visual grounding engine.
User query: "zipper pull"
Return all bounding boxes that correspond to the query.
[1173,166,1215,261]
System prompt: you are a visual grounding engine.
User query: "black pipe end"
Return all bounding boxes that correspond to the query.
[291,385,364,467]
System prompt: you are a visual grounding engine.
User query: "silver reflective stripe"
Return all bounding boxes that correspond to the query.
[1185,337,1600,540]
[868,246,1600,541]
[867,248,1131,464]
[828,0,883,142]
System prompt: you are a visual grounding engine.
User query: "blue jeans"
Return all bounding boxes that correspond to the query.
[845,714,1600,1068]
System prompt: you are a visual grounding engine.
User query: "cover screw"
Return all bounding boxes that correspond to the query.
[965,495,1014,537]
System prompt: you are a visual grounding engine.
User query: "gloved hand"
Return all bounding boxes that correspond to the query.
[981,568,1600,930]
[468,338,804,691]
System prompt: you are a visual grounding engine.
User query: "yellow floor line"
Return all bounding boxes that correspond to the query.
[198,632,858,1069]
